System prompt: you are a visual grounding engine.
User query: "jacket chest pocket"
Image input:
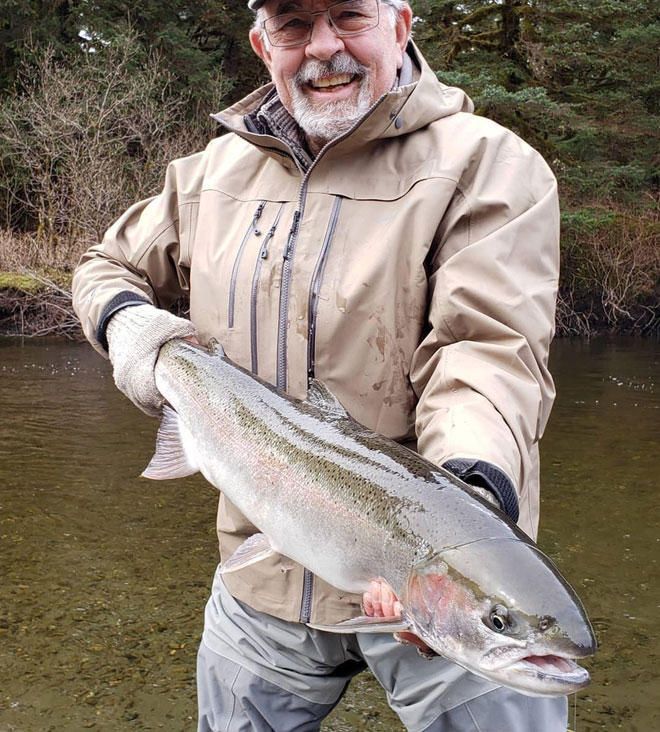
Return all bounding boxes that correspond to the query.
[228,200,267,328]
[190,193,293,374]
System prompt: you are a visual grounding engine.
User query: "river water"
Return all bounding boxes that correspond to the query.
[0,336,658,731]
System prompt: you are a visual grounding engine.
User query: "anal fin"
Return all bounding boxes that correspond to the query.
[220,533,276,574]
[308,615,413,634]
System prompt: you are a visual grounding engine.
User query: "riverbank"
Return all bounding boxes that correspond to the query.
[1,253,658,339]
[1,203,658,340]
[0,270,79,339]
[1,275,657,339]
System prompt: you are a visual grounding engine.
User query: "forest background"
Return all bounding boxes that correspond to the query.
[0,0,658,337]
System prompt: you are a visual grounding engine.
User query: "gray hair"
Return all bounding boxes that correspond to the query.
[253,0,410,47]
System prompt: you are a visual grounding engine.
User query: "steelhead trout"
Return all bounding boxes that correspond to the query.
[143,339,596,696]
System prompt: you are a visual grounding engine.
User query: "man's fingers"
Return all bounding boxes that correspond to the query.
[364,579,401,618]
[381,582,396,617]
[370,579,383,616]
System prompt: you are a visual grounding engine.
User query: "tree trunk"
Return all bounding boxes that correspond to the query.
[500,0,523,61]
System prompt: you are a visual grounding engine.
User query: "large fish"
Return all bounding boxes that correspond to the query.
[143,339,596,697]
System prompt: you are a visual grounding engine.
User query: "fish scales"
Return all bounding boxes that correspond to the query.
[143,339,597,697]
[159,346,428,592]
[154,341,551,591]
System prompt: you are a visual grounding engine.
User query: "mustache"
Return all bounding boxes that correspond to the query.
[293,54,369,85]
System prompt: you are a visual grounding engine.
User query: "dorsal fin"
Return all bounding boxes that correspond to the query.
[142,405,199,480]
[207,338,226,358]
[306,379,349,417]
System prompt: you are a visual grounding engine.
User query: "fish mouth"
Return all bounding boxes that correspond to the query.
[511,654,590,687]
[480,648,591,691]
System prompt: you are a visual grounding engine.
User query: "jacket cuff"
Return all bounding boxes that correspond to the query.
[443,459,519,522]
[95,291,152,352]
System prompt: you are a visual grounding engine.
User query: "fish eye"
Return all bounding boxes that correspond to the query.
[487,604,509,633]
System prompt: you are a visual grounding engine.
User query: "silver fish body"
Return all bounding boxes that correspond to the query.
[144,339,596,697]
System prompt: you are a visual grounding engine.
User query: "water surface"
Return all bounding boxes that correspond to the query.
[0,336,658,731]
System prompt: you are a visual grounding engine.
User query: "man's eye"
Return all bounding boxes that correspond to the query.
[282,17,308,29]
[272,14,309,32]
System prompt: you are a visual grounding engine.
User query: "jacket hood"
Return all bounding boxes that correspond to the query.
[211,42,473,163]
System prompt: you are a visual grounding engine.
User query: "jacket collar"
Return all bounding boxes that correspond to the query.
[211,42,473,170]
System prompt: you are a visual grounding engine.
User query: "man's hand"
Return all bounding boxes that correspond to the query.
[363,579,436,657]
[106,303,196,416]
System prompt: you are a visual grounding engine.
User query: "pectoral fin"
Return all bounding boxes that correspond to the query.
[308,615,413,634]
[142,405,199,480]
[220,533,276,574]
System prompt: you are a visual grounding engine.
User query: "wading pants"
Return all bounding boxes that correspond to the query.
[198,567,568,732]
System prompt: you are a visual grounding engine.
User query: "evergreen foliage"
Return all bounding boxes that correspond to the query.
[0,0,658,333]
[418,0,659,204]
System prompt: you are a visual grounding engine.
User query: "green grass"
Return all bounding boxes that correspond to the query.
[0,270,44,294]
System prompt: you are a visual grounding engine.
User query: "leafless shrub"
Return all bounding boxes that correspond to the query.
[0,268,78,338]
[557,203,660,336]
[0,37,230,337]
[582,209,658,331]
[555,289,594,337]
[0,34,228,270]
[0,228,41,270]
[594,249,648,326]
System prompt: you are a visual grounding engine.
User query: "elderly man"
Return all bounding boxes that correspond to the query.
[73,0,566,729]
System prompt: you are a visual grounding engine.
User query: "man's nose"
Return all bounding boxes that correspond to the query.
[305,16,345,60]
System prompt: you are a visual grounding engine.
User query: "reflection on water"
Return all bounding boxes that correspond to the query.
[0,339,218,730]
[536,338,660,732]
[0,336,658,731]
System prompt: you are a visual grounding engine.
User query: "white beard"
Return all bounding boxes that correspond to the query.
[288,55,374,146]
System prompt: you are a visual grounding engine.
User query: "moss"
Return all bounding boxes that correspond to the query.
[0,271,44,294]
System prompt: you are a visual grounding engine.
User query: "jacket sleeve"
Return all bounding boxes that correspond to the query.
[72,150,206,356]
[410,127,559,509]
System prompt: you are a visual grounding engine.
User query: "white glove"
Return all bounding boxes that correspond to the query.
[106,303,196,416]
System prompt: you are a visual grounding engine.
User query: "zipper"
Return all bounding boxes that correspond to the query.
[250,204,285,374]
[276,94,389,395]
[298,196,343,624]
[281,102,389,625]
[283,210,301,261]
[276,206,304,390]
[228,201,266,329]
[307,195,343,380]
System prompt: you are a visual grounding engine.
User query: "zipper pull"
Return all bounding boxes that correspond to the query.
[252,201,266,236]
[259,233,273,260]
[260,204,285,260]
[260,225,278,260]
[283,210,300,261]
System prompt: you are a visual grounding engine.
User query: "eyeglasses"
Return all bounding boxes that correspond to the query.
[262,0,381,48]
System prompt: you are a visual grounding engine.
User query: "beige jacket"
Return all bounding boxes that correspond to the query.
[73,44,559,625]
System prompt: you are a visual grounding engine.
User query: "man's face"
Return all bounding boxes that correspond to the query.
[250,0,412,149]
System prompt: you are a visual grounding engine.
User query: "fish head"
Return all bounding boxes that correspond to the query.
[404,538,597,696]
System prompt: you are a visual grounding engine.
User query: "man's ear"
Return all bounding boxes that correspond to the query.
[250,27,273,72]
[394,4,413,68]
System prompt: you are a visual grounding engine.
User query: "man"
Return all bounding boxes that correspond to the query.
[72,0,565,729]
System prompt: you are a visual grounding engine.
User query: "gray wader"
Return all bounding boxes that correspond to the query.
[199,566,568,732]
